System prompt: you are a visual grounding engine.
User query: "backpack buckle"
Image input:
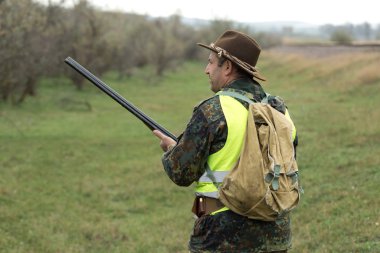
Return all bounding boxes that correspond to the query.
[264,165,281,191]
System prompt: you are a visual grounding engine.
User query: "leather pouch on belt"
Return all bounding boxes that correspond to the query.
[192,196,206,217]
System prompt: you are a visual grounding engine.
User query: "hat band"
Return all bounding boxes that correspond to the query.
[209,43,265,81]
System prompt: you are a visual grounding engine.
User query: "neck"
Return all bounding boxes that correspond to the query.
[218,79,234,91]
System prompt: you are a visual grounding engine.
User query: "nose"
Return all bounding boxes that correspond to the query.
[204,64,209,75]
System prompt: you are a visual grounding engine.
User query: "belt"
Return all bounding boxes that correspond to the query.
[192,196,225,217]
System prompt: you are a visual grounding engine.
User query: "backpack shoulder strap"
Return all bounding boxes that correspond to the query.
[261,93,270,104]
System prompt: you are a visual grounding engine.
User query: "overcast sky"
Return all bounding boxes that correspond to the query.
[39,0,379,25]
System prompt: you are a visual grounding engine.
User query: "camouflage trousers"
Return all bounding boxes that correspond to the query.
[188,210,291,253]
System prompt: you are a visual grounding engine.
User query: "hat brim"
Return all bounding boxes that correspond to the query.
[197,43,218,53]
[197,43,266,81]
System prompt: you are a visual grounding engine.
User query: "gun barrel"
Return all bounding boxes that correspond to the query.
[64,57,178,141]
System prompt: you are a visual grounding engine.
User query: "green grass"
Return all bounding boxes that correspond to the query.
[1,52,380,252]
[260,50,380,252]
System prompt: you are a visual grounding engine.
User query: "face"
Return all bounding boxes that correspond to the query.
[204,52,226,93]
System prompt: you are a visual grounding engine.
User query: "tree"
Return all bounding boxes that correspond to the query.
[376,25,380,40]
[61,0,113,89]
[330,29,353,45]
[149,17,186,76]
[356,22,372,40]
[0,0,46,104]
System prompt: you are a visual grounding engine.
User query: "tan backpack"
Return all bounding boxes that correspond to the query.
[217,91,301,221]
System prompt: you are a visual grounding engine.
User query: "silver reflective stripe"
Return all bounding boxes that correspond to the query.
[198,170,230,183]
[218,90,271,105]
[218,91,254,104]
[197,191,219,198]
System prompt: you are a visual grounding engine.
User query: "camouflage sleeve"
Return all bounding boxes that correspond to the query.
[161,98,225,187]
[267,95,286,114]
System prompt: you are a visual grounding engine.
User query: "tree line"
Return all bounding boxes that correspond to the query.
[1,0,379,104]
[320,23,380,45]
[1,0,257,104]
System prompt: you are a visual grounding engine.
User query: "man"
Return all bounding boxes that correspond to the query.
[153,30,295,253]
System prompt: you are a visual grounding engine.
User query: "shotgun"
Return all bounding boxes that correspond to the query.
[64,57,178,141]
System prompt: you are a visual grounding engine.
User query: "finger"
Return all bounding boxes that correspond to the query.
[153,130,165,139]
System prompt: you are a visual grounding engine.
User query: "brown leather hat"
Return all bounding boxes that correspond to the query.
[197,30,266,81]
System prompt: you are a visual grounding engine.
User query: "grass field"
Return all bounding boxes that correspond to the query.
[1,47,379,252]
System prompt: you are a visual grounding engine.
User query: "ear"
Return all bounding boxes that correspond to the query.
[224,60,234,76]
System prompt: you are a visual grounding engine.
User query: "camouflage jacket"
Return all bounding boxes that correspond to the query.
[161,78,292,252]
